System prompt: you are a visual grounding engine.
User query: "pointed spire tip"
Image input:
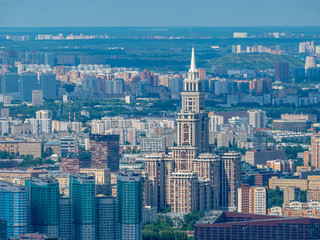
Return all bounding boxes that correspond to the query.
[190,46,196,73]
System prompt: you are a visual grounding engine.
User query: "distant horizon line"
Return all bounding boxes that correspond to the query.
[0,25,320,29]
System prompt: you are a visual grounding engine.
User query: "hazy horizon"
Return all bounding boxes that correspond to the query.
[0,0,319,28]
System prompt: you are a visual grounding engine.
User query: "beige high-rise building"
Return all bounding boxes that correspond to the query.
[220,152,241,212]
[193,153,221,209]
[283,187,300,204]
[311,134,320,169]
[143,48,239,214]
[80,168,110,185]
[172,47,209,171]
[144,153,166,209]
[169,171,199,213]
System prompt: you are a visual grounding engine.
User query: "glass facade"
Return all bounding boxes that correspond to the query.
[25,178,59,238]
[70,175,96,240]
[117,172,143,240]
[0,181,28,238]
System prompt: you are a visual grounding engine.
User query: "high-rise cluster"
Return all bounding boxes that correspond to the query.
[144,48,241,213]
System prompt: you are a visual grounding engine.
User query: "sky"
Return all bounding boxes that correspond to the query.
[0,0,319,27]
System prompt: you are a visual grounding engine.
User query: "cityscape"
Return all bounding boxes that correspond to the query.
[1,1,320,240]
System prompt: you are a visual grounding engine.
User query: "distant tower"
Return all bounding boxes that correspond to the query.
[275,62,289,82]
[172,47,209,170]
[305,56,317,73]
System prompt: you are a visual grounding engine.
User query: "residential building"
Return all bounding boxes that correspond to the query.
[39,73,56,100]
[220,152,241,212]
[247,109,266,129]
[90,134,120,172]
[32,90,43,106]
[283,187,301,203]
[238,184,268,214]
[311,134,320,169]
[19,72,38,101]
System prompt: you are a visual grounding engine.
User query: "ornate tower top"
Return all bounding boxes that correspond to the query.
[189,47,197,73]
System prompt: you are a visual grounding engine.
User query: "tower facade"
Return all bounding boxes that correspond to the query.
[117,171,143,240]
[173,47,209,170]
[0,180,28,238]
[69,175,96,240]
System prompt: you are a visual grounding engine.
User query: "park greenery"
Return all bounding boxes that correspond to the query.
[284,145,307,159]
[142,211,204,240]
[268,187,283,208]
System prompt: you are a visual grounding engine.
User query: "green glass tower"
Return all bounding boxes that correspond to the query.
[69,174,96,240]
[117,171,143,240]
[25,178,59,238]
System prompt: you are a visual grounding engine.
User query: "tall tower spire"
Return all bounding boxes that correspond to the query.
[189,46,196,73]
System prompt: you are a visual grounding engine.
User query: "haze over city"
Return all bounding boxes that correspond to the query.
[1,0,320,240]
[0,0,320,27]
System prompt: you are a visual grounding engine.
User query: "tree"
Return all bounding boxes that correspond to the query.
[182,211,205,231]
[300,190,307,202]
[174,231,188,240]
[142,229,158,240]
[159,230,174,240]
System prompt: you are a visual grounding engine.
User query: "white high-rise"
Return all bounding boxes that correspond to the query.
[247,109,266,129]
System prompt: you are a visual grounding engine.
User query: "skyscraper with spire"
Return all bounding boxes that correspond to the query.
[144,47,238,213]
[173,47,209,170]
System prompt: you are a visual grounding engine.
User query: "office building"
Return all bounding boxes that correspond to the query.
[60,136,76,153]
[39,73,56,100]
[269,177,308,190]
[275,62,289,82]
[59,197,74,240]
[247,109,266,129]
[0,219,6,239]
[96,197,119,240]
[273,119,312,131]
[245,149,285,165]
[70,175,96,240]
[25,178,59,238]
[140,137,166,154]
[19,72,38,101]
[0,180,28,238]
[117,171,143,240]
[194,211,320,240]
[90,134,120,172]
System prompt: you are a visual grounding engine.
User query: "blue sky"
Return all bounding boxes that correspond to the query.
[0,0,319,27]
